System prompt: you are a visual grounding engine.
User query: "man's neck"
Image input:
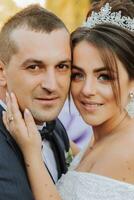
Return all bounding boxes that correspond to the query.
[0,100,47,130]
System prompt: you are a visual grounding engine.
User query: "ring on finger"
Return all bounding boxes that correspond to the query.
[8,116,14,123]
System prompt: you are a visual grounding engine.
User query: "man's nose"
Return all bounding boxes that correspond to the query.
[41,68,57,92]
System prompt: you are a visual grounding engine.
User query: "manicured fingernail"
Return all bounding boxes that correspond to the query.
[10,92,15,101]
[11,92,14,97]
[24,108,30,116]
[6,92,9,98]
[6,92,9,102]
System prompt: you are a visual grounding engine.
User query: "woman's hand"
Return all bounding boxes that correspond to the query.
[2,92,42,159]
[3,92,61,200]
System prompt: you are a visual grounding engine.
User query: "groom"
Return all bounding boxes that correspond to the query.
[0,4,72,200]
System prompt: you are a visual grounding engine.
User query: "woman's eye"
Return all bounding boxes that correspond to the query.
[71,72,84,81]
[98,74,113,81]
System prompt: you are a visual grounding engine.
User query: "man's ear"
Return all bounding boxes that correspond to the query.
[0,60,7,87]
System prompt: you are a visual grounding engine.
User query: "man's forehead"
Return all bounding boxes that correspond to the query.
[10,26,69,40]
[8,29,71,66]
[10,27,70,56]
[9,27,71,64]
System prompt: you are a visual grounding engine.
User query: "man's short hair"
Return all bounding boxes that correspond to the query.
[0,4,68,64]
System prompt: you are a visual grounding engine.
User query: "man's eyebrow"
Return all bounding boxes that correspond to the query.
[58,59,71,64]
[21,59,71,67]
[21,59,43,67]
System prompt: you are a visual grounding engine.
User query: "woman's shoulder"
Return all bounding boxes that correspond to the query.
[91,129,134,183]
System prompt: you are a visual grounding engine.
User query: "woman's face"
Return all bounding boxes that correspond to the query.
[71,40,131,126]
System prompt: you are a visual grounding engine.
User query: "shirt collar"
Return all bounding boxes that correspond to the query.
[37,122,46,131]
[0,100,7,110]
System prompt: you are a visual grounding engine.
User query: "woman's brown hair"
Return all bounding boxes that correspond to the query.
[87,0,134,20]
[71,23,134,107]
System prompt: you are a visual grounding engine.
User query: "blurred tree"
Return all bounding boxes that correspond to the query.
[0,0,19,28]
[0,1,91,31]
[46,0,91,32]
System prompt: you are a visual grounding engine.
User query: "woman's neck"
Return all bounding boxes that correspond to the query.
[92,113,132,144]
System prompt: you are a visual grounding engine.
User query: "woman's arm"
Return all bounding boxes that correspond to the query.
[24,149,61,200]
[3,92,61,200]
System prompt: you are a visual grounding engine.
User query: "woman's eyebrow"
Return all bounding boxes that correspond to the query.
[94,66,116,73]
[72,65,84,72]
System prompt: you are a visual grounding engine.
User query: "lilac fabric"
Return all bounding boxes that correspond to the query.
[59,99,92,149]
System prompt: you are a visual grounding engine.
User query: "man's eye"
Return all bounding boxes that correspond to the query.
[57,64,70,71]
[71,72,84,81]
[28,65,40,71]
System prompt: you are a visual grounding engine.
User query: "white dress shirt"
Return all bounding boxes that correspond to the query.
[0,100,7,110]
[0,100,58,182]
[37,125,58,182]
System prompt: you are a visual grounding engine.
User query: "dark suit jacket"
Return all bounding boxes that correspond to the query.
[0,105,70,200]
[0,105,34,200]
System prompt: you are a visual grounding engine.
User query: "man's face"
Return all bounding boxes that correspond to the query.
[4,28,71,124]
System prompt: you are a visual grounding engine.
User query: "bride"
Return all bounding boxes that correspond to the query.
[3,1,134,200]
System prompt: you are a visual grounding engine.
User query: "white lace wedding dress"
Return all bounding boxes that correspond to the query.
[56,145,134,200]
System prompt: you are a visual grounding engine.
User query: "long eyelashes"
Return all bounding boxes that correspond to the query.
[98,73,115,81]
[71,72,84,81]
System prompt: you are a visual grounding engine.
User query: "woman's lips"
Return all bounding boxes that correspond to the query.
[80,101,103,111]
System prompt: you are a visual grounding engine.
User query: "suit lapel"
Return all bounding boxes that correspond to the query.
[0,105,25,166]
[51,130,68,179]
[0,105,68,181]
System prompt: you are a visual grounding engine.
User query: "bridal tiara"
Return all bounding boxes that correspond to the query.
[83,3,134,31]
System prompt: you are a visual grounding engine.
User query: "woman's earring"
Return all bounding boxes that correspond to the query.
[125,91,134,118]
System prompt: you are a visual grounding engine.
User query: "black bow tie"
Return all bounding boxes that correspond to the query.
[39,121,56,141]
[39,120,68,179]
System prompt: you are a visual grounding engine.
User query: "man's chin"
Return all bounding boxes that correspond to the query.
[30,106,62,123]
[34,118,55,125]
[33,113,59,124]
